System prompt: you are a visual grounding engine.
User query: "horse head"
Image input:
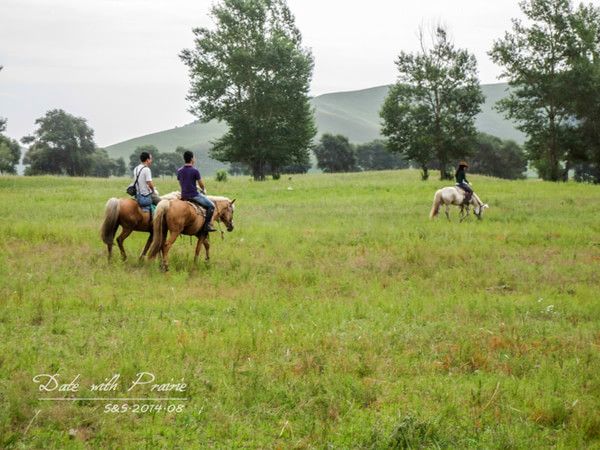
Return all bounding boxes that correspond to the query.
[473,199,489,220]
[215,198,236,232]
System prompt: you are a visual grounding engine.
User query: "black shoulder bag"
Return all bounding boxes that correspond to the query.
[126,166,145,197]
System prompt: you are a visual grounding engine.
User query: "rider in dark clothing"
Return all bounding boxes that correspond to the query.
[177,151,216,234]
[455,161,473,203]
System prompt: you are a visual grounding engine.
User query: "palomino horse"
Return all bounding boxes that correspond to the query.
[100,197,155,261]
[429,186,489,221]
[147,196,236,271]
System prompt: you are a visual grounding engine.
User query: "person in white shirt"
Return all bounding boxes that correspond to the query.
[132,151,160,209]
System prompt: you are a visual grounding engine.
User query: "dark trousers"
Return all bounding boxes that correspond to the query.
[456,182,473,194]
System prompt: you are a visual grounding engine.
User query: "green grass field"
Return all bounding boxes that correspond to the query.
[1,171,599,448]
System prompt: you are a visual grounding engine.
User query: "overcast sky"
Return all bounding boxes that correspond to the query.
[1,0,590,147]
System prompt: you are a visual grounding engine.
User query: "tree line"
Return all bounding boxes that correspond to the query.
[2,0,599,182]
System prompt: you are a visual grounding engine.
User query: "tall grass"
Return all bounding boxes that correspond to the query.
[0,171,599,448]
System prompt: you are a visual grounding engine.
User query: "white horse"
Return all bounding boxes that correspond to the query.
[429,186,489,221]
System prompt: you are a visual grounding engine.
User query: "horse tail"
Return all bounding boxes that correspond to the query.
[430,190,442,219]
[147,200,170,259]
[100,198,120,245]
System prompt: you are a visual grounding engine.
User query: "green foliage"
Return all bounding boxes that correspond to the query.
[19,110,122,177]
[228,161,251,176]
[88,149,125,178]
[381,26,484,180]
[490,0,600,182]
[0,133,21,174]
[313,134,359,173]
[128,145,159,171]
[180,0,316,181]
[356,140,408,171]
[22,109,96,176]
[280,150,312,174]
[564,4,600,182]
[215,169,228,182]
[471,133,527,179]
[157,152,183,177]
[128,146,195,178]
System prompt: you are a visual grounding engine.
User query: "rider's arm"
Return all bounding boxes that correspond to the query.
[197,178,206,193]
[147,180,155,192]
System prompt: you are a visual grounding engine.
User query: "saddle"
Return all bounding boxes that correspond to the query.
[186,201,207,217]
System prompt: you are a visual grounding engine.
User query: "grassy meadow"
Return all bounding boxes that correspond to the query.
[0,170,599,448]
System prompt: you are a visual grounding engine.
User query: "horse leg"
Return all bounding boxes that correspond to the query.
[445,204,451,221]
[139,233,153,261]
[194,236,205,265]
[203,238,210,261]
[116,228,133,261]
[161,231,180,272]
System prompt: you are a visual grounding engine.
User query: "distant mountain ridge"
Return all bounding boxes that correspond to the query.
[105,83,524,175]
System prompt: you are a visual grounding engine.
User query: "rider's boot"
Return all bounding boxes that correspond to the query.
[203,208,217,233]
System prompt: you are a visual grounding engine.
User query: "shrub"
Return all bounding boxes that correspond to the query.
[215,169,228,182]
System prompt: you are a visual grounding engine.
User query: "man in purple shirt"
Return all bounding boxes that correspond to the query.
[177,151,216,233]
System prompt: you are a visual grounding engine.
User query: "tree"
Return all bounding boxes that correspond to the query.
[89,149,118,178]
[489,0,588,181]
[313,134,359,173]
[281,151,312,174]
[381,26,484,180]
[22,109,95,176]
[471,133,527,179]
[180,0,316,181]
[228,162,251,176]
[157,152,183,177]
[129,145,160,173]
[356,140,408,171]
[565,4,600,183]
[0,127,21,175]
[114,157,127,177]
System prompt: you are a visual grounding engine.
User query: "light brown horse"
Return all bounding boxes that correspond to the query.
[147,196,236,271]
[100,198,154,261]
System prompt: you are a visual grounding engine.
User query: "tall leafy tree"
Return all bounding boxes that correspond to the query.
[313,134,359,173]
[489,0,585,181]
[381,26,484,180]
[566,3,600,182]
[180,0,316,181]
[22,109,96,176]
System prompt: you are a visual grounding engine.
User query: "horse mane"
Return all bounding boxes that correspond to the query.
[160,191,181,201]
[207,195,234,209]
[207,195,230,202]
[159,191,232,209]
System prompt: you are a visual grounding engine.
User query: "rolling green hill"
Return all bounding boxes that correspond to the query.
[106,83,524,175]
